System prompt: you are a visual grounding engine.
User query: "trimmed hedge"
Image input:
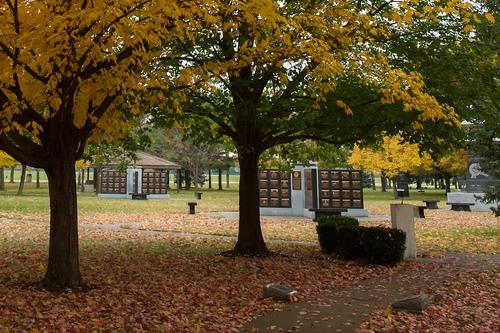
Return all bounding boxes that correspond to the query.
[336,226,364,260]
[361,227,406,266]
[316,216,359,254]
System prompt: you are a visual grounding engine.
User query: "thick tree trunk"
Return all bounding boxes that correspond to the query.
[233,151,268,255]
[10,166,14,183]
[381,173,387,192]
[218,168,222,190]
[416,176,422,190]
[43,158,81,289]
[16,165,26,196]
[0,167,4,191]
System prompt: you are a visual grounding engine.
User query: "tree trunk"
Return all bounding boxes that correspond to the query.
[177,169,181,192]
[233,151,268,255]
[16,165,26,196]
[94,167,100,193]
[381,173,387,192]
[10,166,14,183]
[218,168,222,190]
[434,177,438,189]
[36,169,40,188]
[0,167,4,191]
[185,170,191,189]
[392,177,398,199]
[226,168,230,188]
[80,169,85,192]
[445,174,451,193]
[371,172,376,190]
[416,176,422,190]
[208,169,212,189]
[43,158,81,289]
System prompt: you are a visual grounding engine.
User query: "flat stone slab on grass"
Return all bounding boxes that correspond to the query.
[263,283,298,302]
[391,293,430,313]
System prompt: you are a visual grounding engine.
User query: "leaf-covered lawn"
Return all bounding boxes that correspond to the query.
[0,219,397,333]
[359,270,500,333]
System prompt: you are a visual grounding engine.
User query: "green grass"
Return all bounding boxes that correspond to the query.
[0,182,240,215]
[0,181,451,216]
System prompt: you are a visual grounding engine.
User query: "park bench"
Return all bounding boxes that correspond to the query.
[188,202,197,214]
[131,193,147,200]
[414,205,426,218]
[422,200,440,209]
[447,202,474,211]
[309,208,347,222]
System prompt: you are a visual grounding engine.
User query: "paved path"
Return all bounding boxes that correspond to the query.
[241,253,500,333]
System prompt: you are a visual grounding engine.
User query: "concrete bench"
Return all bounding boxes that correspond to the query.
[447,202,474,211]
[130,193,147,200]
[309,208,347,222]
[414,205,426,218]
[423,200,440,209]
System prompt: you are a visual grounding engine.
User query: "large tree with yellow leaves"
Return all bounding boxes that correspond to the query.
[163,0,477,255]
[0,0,193,289]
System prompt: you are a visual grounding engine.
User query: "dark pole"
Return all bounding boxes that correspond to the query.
[208,169,212,189]
[218,168,222,190]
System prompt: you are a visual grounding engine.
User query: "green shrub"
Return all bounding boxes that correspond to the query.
[316,216,359,254]
[336,226,364,260]
[361,227,406,266]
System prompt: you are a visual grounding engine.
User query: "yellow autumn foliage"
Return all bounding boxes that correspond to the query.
[0,150,16,167]
[0,0,198,145]
[349,135,425,178]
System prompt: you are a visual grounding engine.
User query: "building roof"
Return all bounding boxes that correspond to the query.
[98,151,181,169]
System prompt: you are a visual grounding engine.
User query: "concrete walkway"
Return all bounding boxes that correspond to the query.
[241,253,500,333]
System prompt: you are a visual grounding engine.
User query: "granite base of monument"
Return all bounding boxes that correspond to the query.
[447,192,498,212]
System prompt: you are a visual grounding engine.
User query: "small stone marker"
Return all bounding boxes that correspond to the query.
[263,283,297,302]
[391,293,430,313]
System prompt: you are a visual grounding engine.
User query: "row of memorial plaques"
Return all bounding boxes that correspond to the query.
[101,170,127,194]
[320,190,362,199]
[142,172,168,194]
[259,179,289,189]
[320,199,363,208]
[259,188,290,198]
[320,170,361,180]
[258,170,292,208]
[320,180,361,189]
[260,198,291,207]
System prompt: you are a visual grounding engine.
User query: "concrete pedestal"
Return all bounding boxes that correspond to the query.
[390,204,416,259]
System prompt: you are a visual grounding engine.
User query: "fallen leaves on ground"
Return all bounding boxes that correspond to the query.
[0,218,398,333]
[358,270,500,333]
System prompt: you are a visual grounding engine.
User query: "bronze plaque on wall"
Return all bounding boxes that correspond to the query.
[292,171,302,190]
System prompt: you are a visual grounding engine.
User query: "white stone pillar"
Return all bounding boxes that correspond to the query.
[390,204,416,259]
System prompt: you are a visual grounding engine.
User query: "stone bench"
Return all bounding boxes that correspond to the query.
[414,205,426,218]
[423,200,440,209]
[447,202,474,211]
[130,193,147,200]
[309,208,347,222]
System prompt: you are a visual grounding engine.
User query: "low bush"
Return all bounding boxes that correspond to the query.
[336,226,364,260]
[361,227,406,266]
[316,216,359,254]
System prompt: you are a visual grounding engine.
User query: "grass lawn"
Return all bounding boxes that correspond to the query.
[0,182,498,332]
